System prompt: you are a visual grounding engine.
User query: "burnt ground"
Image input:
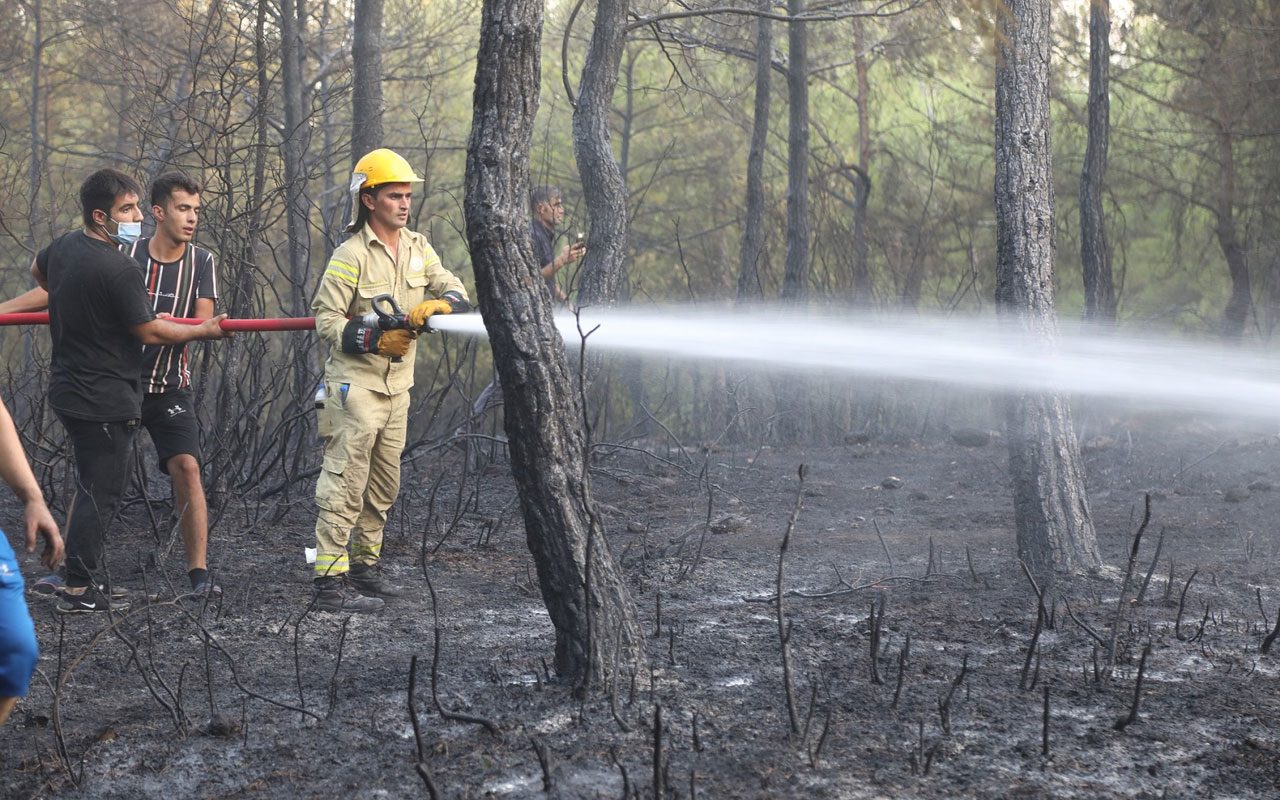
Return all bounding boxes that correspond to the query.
[3,413,1280,799]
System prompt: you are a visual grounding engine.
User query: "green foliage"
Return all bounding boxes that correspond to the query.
[0,0,1273,339]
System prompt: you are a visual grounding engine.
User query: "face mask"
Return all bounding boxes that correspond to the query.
[107,219,142,245]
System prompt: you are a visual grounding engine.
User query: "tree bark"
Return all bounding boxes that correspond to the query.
[1213,120,1250,341]
[466,0,646,688]
[780,0,810,302]
[27,0,43,251]
[572,0,631,307]
[1080,0,1115,324]
[994,0,1101,577]
[851,17,872,306]
[279,0,312,317]
[350,0,385,161]
[737,0,772,304]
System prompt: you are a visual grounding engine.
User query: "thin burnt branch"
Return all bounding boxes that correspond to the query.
[1114,642,1152,731]
[1135,527,1167,605]
[407,656,441,799]
[776,464,806,734]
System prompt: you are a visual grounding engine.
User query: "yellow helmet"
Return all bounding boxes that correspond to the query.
[351,148,422,192]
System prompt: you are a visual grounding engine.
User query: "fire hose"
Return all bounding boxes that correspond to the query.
[0,311,317,331]
[0,294,456,334]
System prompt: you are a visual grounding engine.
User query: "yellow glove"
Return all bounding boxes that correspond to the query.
[376,328,417,358]
[407,299,453,330]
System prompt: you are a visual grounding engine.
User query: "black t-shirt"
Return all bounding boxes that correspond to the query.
[531,219,557,300]
[36,231,157,421]
[121,238,219,393]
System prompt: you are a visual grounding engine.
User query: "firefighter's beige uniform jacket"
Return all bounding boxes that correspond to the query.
[313,224,467,395]
[311,224,468,577]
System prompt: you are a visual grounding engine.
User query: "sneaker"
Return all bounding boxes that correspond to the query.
[348,562,408,599]
[56,585,130,615]
[42,577,128,601]
[314,575,384,614]
[190,578,223,598]
[30,571,65,596]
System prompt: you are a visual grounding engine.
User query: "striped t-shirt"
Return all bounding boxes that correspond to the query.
[121,238,219,393]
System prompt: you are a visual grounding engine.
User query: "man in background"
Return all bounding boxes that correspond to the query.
[458,184,586,435]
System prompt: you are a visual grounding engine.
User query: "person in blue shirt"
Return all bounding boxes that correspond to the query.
[0,392,63,727]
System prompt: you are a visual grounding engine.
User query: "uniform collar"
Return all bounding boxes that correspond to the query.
[360,224,422,253]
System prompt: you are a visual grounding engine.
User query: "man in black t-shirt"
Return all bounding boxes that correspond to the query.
[30,168,229,614]
[530,184,585,305]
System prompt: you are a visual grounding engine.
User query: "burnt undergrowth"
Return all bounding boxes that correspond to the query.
[2,419,1279,797]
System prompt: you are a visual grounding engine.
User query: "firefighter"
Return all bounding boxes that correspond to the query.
[310,149,470,613]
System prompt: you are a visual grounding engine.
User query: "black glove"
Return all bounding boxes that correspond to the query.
[442,290,472,314]
[340,319,384,354]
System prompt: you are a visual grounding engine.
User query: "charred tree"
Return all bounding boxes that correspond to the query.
[466,0,646,687]
[994,0,1102,576]
[1213,123,1250,341]
[851,17,872,306]
[350,0,385,161]
[1080,0,1115,324]
[572,0,631,307]
[737,0,772,304]
[780,0,810,302]
[279,0,312,317]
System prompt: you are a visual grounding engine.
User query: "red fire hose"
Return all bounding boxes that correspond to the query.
[0,312,315,331]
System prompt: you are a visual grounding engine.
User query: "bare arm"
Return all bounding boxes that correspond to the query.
[192,297,215,320]
[0,395,61,569]
[540,241,586,278]
[130,314,230,345]
[0,286,49,315]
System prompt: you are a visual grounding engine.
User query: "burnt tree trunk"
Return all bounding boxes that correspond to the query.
[851,17,872,306]
[1080,0,1115,324]
[350,0,385,161]
[465,0,646,688]
[1213,120,1250,341]
[780,0,810,302]
[572,0,630,307]
[737,0,772,303]
[279,0,311,317]
[994,0,1102,577]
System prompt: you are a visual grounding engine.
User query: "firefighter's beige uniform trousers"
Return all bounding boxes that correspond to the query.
[314,384,409,577]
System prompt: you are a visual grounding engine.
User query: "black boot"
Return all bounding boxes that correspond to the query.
[348,562,408,599]
[314,574,385,613]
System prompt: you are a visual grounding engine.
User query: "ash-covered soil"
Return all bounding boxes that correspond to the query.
[4,415,1280,798]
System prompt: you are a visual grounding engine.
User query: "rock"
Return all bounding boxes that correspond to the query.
[951,428,991,448]
[1224,488,1251,503]
[204,714,240,737]
[626,521,648,534]
[1081,435,1114,453]
[881,476,904,490]
[844,433,871,445]
[908,490,930,501]
[710,515,748,534]
[1248,480,1273,492]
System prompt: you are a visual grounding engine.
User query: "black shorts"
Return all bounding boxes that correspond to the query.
[141,390,201,474]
